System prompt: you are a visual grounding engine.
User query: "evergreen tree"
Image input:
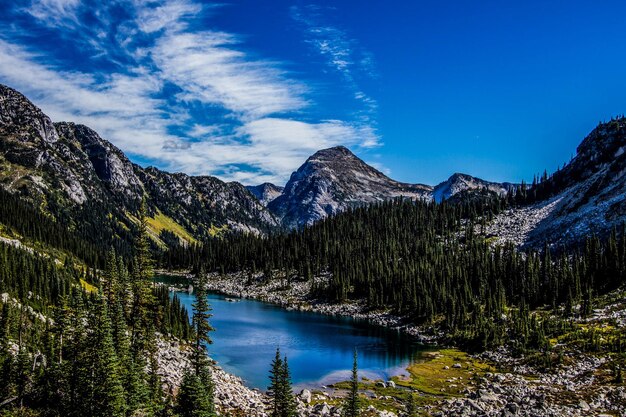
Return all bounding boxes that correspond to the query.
[405,392,417,417]
[86,298,127,417]
[343,349,360,417]
[174,268,216,417]
[268,348,297,417]
[176,371,214,417]
[280,357,297,417]
[191,268,214,377]
[268,348,284,417]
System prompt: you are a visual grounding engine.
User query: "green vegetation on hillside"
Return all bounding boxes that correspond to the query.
[169,196,626,355]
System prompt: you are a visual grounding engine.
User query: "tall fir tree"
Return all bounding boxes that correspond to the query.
[268,348,284,417]
[175,267,216,416]
[343,349,360,417]
[280,356,297,417]
[268,348,296,417]
[129,197,163,415]
[86,298,127,417]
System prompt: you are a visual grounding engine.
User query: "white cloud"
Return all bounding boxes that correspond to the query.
[0,39,174,158]
[291,5,378,120]
[135,0,202,33]
[27,0,81,27]
[152,30,308,119]
[0,0,381,185]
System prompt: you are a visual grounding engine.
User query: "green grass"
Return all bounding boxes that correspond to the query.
[208,223,228,237]
[325,348,496,415]
[146,210,197,245]
[395,349,494,396]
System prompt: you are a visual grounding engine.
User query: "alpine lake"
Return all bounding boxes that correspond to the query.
[155,274,426,391]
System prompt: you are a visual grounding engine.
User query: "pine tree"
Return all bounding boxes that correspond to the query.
[268,348,296,417]
[87,298,127,417]
[176,371,214,417]
[174,267,216,417]
[191,268,214,376]
[268,348,284,417]
[130,197,163,414]
[343,349,360,417]
[280,357,297,417]
[130,197,156,355]
[405,392,417,417]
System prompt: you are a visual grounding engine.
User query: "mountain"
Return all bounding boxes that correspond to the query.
[3,82,622,249]
[432,173,516,202]
[268,146,432,228]
[246,182,284,206]
[0,84,278,253]
[486,117,626,247]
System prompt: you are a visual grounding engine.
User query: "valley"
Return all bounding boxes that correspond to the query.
[0,83,625,417]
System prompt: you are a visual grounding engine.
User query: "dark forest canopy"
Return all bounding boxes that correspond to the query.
[164,195,626,351]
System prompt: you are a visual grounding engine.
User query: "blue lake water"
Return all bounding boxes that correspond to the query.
[170,285,424,390]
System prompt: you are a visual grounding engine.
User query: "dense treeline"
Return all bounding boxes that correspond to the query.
[0,202,196,417]
[165,196,625,352]
[0,186,138,268]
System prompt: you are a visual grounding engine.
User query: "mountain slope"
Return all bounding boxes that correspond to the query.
[433,173,516,202]
[246,183,284,206]
[485,118,626,247]
[268,146,432,228]
[0,84,278,254]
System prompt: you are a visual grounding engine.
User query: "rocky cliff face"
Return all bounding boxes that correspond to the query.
[246,183,284,206]
[526,118,626,246]
[268,146,432,228]
[0,84,278,246]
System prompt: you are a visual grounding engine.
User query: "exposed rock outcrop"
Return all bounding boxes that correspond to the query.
[247,182,284,206]
[268,146,432,228]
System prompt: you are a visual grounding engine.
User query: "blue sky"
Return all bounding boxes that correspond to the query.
[0,0,624,185]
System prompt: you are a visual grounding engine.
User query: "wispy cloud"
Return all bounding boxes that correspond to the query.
[26,0,82,27]
[0,38,178,159]
[152,30,308,119]
[0,0,381,185]
[291,4,378,120]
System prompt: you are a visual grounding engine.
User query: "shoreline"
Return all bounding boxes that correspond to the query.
[159,270,443,345]
[158,271,626,416]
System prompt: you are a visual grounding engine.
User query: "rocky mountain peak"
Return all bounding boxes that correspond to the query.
[54,122,143,196]
[246,183,284,206]
[573,118,626,178]
[268,146,432,229]
[302,145,384,177]
[433,172,515,203]
[0,83,278,241]
[307,145,354,161]
[0,84,58,144]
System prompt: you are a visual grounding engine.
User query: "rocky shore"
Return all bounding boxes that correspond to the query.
[160,273,626,416]
[432,349,626,417]
[201,272,441,343]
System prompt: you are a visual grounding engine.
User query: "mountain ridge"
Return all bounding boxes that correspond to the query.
[2,82,624,249]
[0,84,278,253]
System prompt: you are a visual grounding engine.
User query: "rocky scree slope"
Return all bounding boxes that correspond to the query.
[486,118,626,248]
[0,84,278,248]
